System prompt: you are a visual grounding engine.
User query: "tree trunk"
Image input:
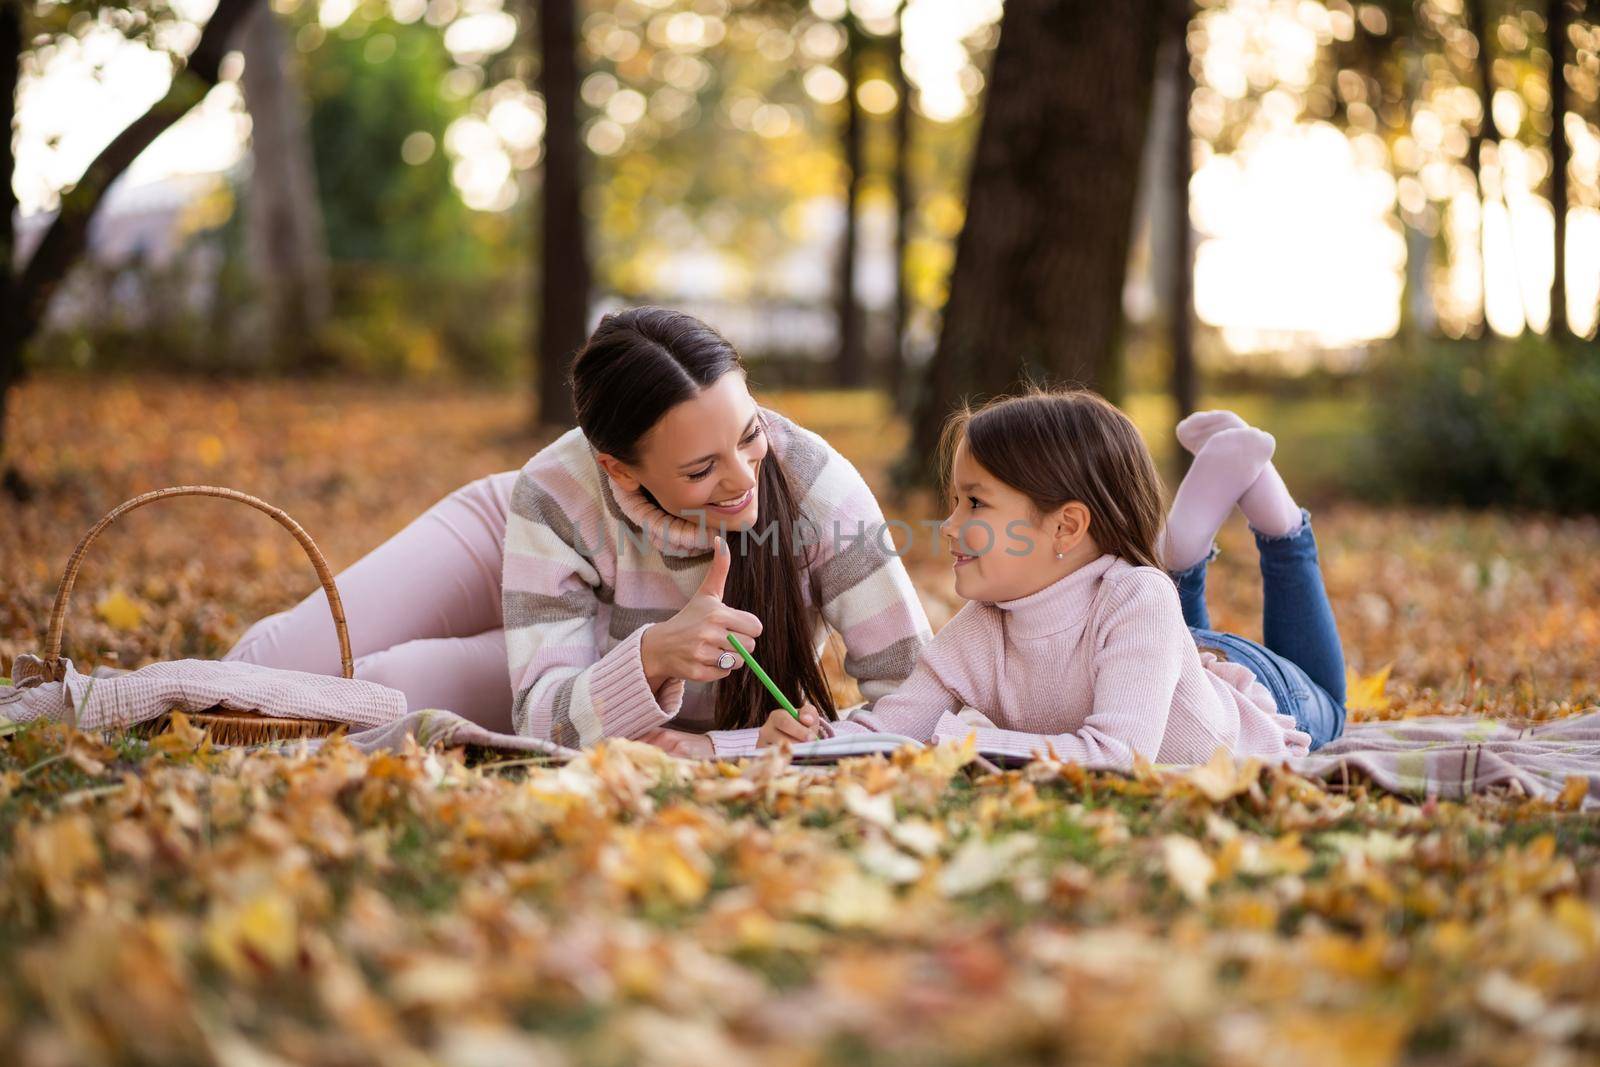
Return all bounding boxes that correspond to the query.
[0,353,25,499]
[900,0,1164,487]
[1166,0,1197,452]
[0,0,20,490]
[1397,19,1437,343]
[240,3,332,372]
[1547,0,1570,338]
[534,0,588,429]
[1467,0,1495,335]
[888,14,911,410]
[834,17,866,388]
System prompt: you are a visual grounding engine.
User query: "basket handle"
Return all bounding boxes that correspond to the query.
[41,485,353,683]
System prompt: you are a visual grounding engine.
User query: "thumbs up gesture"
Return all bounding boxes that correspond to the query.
[640,536,765,689]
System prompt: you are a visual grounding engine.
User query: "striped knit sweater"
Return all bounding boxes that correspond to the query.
[833,554,1313,767]
[501,407,932,755]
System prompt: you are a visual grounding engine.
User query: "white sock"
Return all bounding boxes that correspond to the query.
[1175,410,1302,538]
[1239,463,1303,538]
[1175,410,1247,454]
[1160,427,1275,571]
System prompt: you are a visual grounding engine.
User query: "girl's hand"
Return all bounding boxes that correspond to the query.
[638,727,715,758]
[756,702,822,748]
[640,537,763,689]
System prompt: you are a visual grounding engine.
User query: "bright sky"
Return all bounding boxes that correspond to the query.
[15,0,245,215]
[14,0,1599,350]
[1190,0,1599,345]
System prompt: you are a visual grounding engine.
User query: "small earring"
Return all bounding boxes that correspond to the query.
[1055,551,1064,560]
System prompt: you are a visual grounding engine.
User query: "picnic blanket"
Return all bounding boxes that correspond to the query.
[1288,713,1600,811]
[0,654,573,760]
[3,656,1596,808]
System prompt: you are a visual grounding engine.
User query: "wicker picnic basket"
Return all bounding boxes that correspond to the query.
[39,485,354,745]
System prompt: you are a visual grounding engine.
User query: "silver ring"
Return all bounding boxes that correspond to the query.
[716,651,738,671]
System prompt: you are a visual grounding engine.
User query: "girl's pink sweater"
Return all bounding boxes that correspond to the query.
[833,554,1313,767]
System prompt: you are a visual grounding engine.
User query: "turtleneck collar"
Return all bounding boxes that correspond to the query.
[598,459,717,558]
[593,408,789,558]
[994,554,1121,640]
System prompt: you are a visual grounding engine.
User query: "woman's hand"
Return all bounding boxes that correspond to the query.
[756,702,822,748]
[638,727,715,758]
[640,536,763,690]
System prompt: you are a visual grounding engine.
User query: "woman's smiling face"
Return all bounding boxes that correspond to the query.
[599,372,768,532]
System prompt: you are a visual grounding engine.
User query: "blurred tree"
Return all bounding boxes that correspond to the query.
[561,0,993,380]
[303,17,479,267]
[1319,2,1439,341]
[240,3,331,372]
[533,0,587,429]
[1165,0,1197,448]
[276,8,528,382]
[1467,0,1498,335]
[888,3,911,409]
[901,0,1165,487]
[1393,10,1440,342]
[0,0,258,499]
[1548,0,1573,337]
[834,10,864,388]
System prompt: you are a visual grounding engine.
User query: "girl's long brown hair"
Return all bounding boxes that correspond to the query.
[942,388,1167,571]
[570,307,837,730]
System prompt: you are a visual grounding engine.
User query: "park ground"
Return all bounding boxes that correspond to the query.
[1,374,1598,1066]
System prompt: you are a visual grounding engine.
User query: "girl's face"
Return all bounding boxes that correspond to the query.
[942,439,1093,603]
[601,372,768,533]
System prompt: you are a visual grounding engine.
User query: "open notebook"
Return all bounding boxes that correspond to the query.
[784,732,1032,768]
[786,733,924,761]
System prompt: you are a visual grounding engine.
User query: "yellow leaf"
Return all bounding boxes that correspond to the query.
[1557,774,1588,811]
[1249,1008,1407,1067]
[390,957,483,1007]
[1130,749,1160,783]
[841,783,896,828]
[149,711,211,758]
[809,865,897,928]
[611,827,711,907]
[194,433,225,467]
[938,834,1036,897]
[1258,833,1313,876]
[1161,835,1214,903]
[206,892,299,978]
[95,587,146,632]
[915,733,976,779]
[1185,747,1261,803]
[17,814,101,910]
[1428,919,1472,958]
[655,846,711,905]
[251,540,280,573]
[1216,892,1279,930]
[1552,894,1599,949]
[1344,663,1394,715]
[1308,931,1390,980]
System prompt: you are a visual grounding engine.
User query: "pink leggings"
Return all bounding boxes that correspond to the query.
[223,471,521,732]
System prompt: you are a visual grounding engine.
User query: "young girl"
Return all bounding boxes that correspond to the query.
[757,389,1347,766]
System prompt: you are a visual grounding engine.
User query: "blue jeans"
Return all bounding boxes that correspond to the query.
[1169,510,1347,750]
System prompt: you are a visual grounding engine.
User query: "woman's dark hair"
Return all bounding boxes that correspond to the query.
[570,306,836,730]
[942,387,1167,571]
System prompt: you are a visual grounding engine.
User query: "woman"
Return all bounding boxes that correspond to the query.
[225,307,932,756]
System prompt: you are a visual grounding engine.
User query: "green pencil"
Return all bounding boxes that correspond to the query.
[726,633,800,720]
